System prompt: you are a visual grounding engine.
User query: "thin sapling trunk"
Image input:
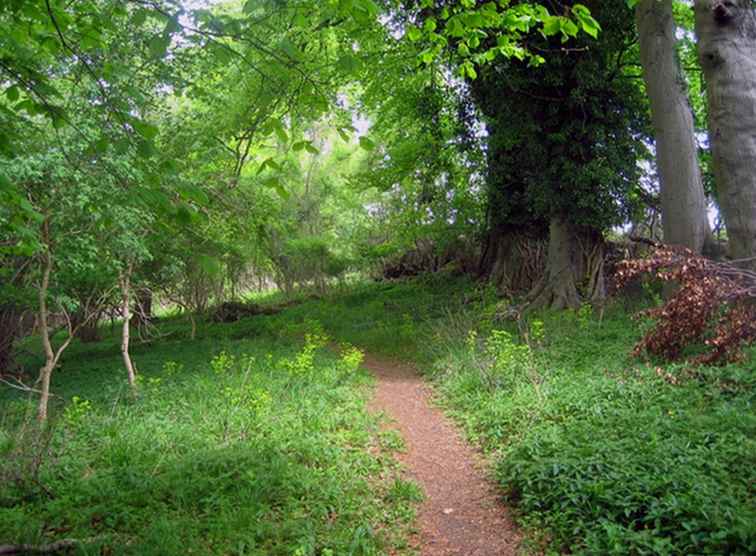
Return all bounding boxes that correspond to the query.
[120,263,137,390]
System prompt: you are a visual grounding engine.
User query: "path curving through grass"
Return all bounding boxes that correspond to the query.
[365,352,520,556]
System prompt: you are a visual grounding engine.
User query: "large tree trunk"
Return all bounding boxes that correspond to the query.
[526,215,582,310]
[695,0,756,268]
[478,228,547,295]
[636,0,711,254]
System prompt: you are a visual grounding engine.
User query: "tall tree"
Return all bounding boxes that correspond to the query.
[472,1,646,307]
[695,0,756,268]
[636,0,711,254]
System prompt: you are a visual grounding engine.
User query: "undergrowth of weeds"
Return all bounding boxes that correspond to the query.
[3,273,754,555]
[0,319,417,555]
[255,273,755,555]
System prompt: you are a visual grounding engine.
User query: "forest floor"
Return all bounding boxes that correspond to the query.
[365,352,520,556]
[1,274,754,555]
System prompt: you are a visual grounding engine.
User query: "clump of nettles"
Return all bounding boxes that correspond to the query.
[616,245,756,364]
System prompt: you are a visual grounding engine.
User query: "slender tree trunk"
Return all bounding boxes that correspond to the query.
[37,250,54,423]
[120,264,137,390]
[637,0,711,253]
[695,0,756,268]
[35,233,92,421]
[36,245,76,421]
[188,311,196,340]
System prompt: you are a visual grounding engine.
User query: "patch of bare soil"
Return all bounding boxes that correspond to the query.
[365,353,521,556]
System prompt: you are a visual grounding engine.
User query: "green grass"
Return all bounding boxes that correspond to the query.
[0,316,418,555]
[239,274,755,555]
[4,274,754,555]
[429,310,756,555]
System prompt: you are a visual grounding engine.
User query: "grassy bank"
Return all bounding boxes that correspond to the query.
[279,275,755,555]
[3,274,754,555]
[0,317,417,555]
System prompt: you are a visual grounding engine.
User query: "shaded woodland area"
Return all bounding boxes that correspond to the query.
[1,1,755,555]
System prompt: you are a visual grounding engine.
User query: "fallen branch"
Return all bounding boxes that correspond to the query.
[0,377,60,398]
[616,244,756,363]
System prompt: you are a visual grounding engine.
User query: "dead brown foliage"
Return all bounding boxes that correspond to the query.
[616,245,756,364]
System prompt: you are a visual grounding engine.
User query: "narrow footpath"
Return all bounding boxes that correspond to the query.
[364,353,521,556]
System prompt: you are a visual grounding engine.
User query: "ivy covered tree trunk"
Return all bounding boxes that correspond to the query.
[637,0,711,253]
[695,0,756,268]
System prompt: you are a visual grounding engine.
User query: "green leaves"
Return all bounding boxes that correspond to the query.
[337,53,361,75]
[292,141,320,155]
[358,136,375,151]
[407,27,422,42]
[460,61,477,80]
[572,4,601,39]
[257,158,281,175]
[132,119,159,141]
[264,176,289,199]
[148,33,171,59]
[4,86,20,102]
[271,121,289,144]
[178,184,209,206]
[407,1,602,71]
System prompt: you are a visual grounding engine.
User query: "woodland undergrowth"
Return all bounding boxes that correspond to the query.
[0,318,417,555]
[2,274,753,555]
[287,274,755,555]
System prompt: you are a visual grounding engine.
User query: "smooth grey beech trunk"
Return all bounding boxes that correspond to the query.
[637,0,710,253]
[527,215,582,310]
[695,0,756,268]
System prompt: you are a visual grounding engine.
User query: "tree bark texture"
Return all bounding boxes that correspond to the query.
[478,229,547,295]
[695,0,756,268]
[637,0,711,253]
[35,247,76,422]
[526,215,583,311]
[37,250,54,423]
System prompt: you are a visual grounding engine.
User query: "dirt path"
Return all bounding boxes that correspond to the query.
[364,353,521,556]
